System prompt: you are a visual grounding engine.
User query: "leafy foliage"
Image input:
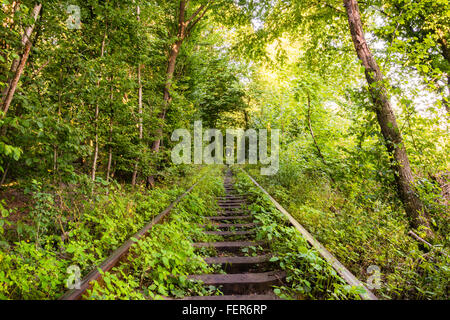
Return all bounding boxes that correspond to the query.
[85,166,224,299]
[0,166,207,299]
[233,168,363,300]
[0,0,448,301]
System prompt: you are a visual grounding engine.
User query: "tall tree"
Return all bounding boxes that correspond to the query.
[147,0,211,187]
[132,4,143,186]
[343,0,432,234]
[1,3,42,118]
[91,24,108,181]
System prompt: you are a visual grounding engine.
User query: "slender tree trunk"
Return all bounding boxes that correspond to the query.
[343,0,432,234]
[106,78,114,182]
[132,64,143,185]
[91,106,100,181]
[243,109,249,130]
[1,3,42,110]
[53,145,58,171]
[2,40,32,116]
[132,5,143,186]
[91,26,108,181]
[53,70,63,178]
[1,3,42,118]
[106,119,113,182]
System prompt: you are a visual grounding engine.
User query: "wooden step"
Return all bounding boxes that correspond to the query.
[193,241,265,252]
[209,223,258,229]
[188,271,286,295]
[207,215,253,221]
[217,200,246,206]
[218,211,247,216]
[182,294,281,300]
[217,196,246,200]
[204,255,272,265]
[219,203,244,207]
[203,230,256,237]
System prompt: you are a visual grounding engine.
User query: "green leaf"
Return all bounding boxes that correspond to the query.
[162,257,169,268]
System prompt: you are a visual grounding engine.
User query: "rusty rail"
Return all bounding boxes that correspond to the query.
[59,174,206,300]
[241,168,378,300]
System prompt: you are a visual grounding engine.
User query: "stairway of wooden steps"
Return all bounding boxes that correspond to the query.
[185,169,285,300]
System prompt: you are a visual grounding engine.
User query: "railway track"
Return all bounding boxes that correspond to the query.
[184,169,284,300]
[61,167,376,300]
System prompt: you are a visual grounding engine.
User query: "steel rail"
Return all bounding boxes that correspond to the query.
[59,174,206,300]
[241,168,378,300]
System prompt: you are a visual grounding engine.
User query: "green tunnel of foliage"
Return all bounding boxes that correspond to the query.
[0,0,448,300]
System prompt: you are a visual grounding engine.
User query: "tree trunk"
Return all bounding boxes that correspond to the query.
[146,1,210,188]
[343,0,432,234]
[151,39,183,153]
[132,64,143,186]
[151,1,210,152]
[145,40,181,188]
[91,106,100,181]
[91,25,108,181]
[1,3,42,111]
[132,5,143,186]
[106,77,114,182]
[106,119,113,182]
[147,1,187,188]
[1,3,42,118]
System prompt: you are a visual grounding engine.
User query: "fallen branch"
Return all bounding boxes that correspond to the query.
[408,230,449,258]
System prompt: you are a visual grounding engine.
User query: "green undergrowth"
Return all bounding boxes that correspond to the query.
[243,165,449,300]
[0,165,209,300]
[232,168,364,300]
[84,165,225,300]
